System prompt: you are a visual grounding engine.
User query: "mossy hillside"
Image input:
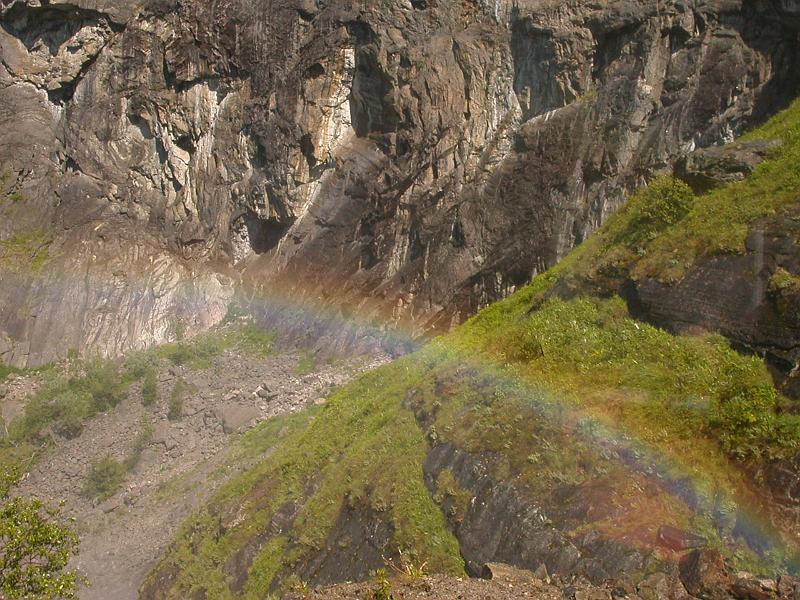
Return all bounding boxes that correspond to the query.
[151,298,792,597]
[146,100,800,592]
[151,303,796,595]
[147,365,464,599]
[578,98,800,285]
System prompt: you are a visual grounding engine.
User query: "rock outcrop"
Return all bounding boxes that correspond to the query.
[2,0,800,366]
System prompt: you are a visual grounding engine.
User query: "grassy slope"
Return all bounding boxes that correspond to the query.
[0,322,276,475]
[145,100,800,596]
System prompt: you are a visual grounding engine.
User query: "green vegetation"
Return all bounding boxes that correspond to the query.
[373,569,392,600]
[637,99,800,282]
[459,296,800,462]
[236,323,277,358]
[0,360,22,382]
[1,468,80,599]
[84,418,152,499]
[157,322,275,370]
[145,363,463,598]
[83,456,127,501]
[0,229,54,273]
[613,177,695,251]
[10,360,129,443]
[145,98,800,594]
[141,370,158,406]
[1,321,276,481]
[168,379,188,421]
[770,267,800,295]
[125,418,154,471]
[295,350,317,376]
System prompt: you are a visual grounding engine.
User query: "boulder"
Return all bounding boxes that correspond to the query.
[215,404,260,434]
[656,524,708,551]
[730,574,777,600]
[257,387,278,400]
[778,575,800,599]
[675,140,782,193]
[679,549,732,600]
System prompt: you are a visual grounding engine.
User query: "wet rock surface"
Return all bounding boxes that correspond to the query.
[2,0,800,365]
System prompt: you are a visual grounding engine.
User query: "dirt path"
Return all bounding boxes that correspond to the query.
[13,348,388,600]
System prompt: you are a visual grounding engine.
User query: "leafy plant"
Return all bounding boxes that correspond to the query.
[613,176,695,251]
[373,568,393,600]
[391,549,428,579]
[0,468,80,599]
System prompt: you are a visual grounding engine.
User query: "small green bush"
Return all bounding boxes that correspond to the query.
[769,267,800,295]
[123,351,159,381]
[11,360,129,442]
[73,360,128,411]
[614,177,695,250]
[296,350,317,376]
[159,338,224,370]
[125,418,154,471]
[235,323,276,358]
[373,568,392,600]
[1,468,80,599]
[0,360,22,382]
[84,456,126,500]
[141,370,157,406]
[168,379,187,421]
[712,377,800,460]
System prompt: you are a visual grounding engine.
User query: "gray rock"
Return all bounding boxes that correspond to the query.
[676,139,783,193]
[256,387,278,400]
[215,404,260,434]
[0,0,799,367]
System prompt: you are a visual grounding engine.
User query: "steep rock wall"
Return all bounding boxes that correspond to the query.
[1,0,799,365]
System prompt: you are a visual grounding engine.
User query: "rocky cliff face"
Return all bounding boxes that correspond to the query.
[1,0,799,366]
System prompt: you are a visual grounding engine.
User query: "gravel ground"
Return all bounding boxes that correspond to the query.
[9,347,388,600]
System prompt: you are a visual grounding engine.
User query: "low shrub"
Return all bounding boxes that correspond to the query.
[84,456,126,500]
[296,351,317,376]
[613,177,695,250]
[168,379,187,421]
[125,418,154,471]
[11,360,129,442]
[141,370,157,407]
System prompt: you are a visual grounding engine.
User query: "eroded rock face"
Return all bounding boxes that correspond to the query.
[1,0,799,365]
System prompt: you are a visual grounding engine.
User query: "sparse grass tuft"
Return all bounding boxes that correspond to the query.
[0,229,54,273]
[0,361,22,383]
[141,370,157,407]
[84,456,126,501]
[168,379,188,421]
[156,322,277,370]
[125,418,154,471]
[236,323,276,358]
[295,350,317,376]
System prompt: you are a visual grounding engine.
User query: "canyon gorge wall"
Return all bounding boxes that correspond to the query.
[1,0,799,366]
